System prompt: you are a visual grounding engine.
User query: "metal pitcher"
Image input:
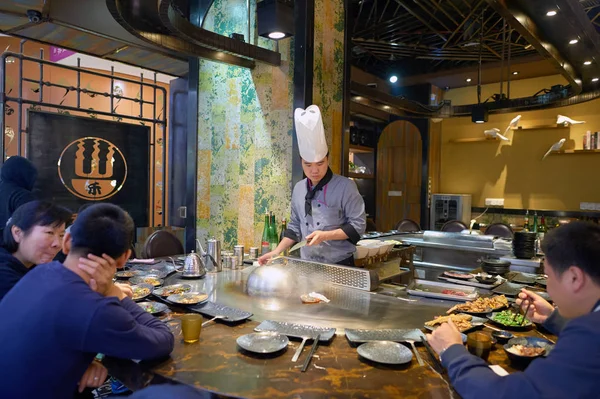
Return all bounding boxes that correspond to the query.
[206,237,222,272]
[182,250,206,278]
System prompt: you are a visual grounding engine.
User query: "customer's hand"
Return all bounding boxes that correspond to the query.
[77,254,117,295]
[426,319,464,356]
[258,251,278,265]
[105,283,129,301]
[78,361,108,393]
[516,289,555,324]
[115,283,133,299]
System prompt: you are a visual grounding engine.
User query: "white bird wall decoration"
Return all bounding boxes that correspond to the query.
[556,115,585,125]
[542,138,566,160]
[484,128,509,141]
[503,115,522,135]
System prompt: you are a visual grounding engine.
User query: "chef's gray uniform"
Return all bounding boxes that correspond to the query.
[284,174,366,264]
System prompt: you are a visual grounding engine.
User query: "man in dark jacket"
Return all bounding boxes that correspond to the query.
[0,156,37,231]
[427,221,600,399]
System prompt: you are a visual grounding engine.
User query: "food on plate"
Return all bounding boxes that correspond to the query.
[443,271,475,279]
[170,293,208,304]
[506,344,545,357]
[441,289,467,296]
[425,314,473,331]
[157,285,191,297]
[140,277,161,286]
[490,310,529,326]
[447,295,509,314]
[138,302,160,313]
[300,294,321,304]
[115,270,138,278]
[132,286,151,300]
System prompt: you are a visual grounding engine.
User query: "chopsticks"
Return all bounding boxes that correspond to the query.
[521,301,533,326]
[421,338,443,373]
[301,334,320,372]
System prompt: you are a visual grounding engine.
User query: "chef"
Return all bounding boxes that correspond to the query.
[258,105,366,266]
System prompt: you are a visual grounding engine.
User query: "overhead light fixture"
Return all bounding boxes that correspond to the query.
[471,104,488,124]
[257,0,294,40]
[512,71,519,75]
[389,75,398,83]
[524,44,533,50]
[391,42,399,46]
[466,78,472,82]
[584,60,592,65]
[569,39,578,45]
[593,78,599,82]
[546,10,557,16]
[354,96,363,100]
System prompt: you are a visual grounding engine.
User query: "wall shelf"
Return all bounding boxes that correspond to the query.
[349,144,375,153]
[511,124,570,131]
[449,137,500,144]
[551,149,600,155]
[348,172,375,179]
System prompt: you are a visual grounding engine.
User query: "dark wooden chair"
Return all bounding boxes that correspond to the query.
[484,222,514,238]
[142,230,184,258]
[441,220,468,233]
[394,219,421,232]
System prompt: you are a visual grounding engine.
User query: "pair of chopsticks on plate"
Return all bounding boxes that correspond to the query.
[301,334,320,372]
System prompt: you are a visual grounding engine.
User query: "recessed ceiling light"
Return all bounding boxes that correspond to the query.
[268,32,286,39]
[466,78,472,82]
[569,39,578,45]
[584,60,592,65]
[593,78,599,82]
[354,96,363,100]
[389,75,398,83]
[546,10,557,16]
[512,71,519,75]
[524,44,533,50]
[391,42,399,46]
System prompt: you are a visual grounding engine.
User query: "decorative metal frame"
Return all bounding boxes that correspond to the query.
[0,40,168,226]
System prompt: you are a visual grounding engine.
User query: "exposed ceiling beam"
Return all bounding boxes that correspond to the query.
[484,0,581,94]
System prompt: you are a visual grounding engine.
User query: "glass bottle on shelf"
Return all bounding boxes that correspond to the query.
[523,210,530,232]
[279,219,288,256]
[261,212,270,255]
[532,212,538,233]
[268,212,278,251]
[538,215,547,241]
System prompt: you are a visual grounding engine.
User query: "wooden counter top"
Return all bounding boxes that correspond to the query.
[106,315,549,399]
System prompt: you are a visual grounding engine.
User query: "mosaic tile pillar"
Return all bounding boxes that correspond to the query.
[196,0,345,248]
[312,0,345,174]
[196,0,294,249]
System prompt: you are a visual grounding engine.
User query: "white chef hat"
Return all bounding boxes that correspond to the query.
[294,105,328,162]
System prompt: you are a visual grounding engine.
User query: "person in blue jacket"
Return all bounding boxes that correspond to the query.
[427,221,600,399]
[0,203,174,399]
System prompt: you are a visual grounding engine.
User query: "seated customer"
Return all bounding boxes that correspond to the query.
[0,200,71,300]
[0,203,174,399]
[427,221,600,399]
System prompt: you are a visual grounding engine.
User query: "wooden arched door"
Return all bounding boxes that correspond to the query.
[376,120,423,231]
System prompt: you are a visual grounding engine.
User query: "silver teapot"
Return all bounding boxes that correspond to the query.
[182,250,207,278]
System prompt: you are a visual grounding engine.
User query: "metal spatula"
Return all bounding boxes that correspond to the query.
[290,239,311,253]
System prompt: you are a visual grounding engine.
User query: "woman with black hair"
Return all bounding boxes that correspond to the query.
[0,200,72,300]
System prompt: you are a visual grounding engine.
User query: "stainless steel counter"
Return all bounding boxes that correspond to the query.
[373,231,512,278]
[161,266,455,332]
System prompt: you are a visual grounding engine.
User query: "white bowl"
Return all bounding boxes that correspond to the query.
[358,239,381,246]
[354,246,369,259]
[380,243,395,254]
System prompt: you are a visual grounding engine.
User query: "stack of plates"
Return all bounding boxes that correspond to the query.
[513,232,537,259]
[481,258,511,275]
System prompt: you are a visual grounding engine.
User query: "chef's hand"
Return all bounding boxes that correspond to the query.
[78,360,108,392]
[258,251,278,265]
[516,289,554,324]
[426,319,463,356]
[77,254,117,295]
[306,231,330,246]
